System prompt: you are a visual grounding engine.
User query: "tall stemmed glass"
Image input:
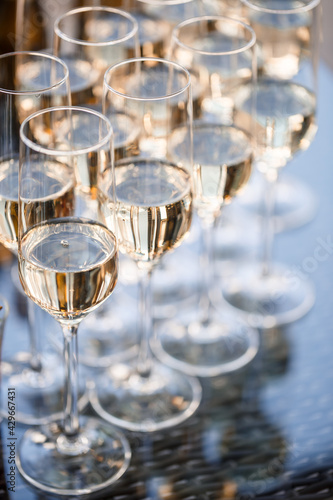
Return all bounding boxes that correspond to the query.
[99,2,208,322]
[90,57,202,432]
[221,0,320,328]
[17,106,131,495]
[0,51,72,424]
[54,5,141,367]
[152,16,259,377]
[54,6,140,110]
[234,0,321,232]
[134,0,208,318]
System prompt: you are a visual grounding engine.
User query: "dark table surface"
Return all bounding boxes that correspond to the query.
[1,61,333,500]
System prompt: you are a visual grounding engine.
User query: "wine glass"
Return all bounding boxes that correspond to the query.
[123,0,212,319]
[89,57,202,432]
[98,0,206,57]
[234,0,321,232]
[54,5,141,367]
[54,5,140,110]
[152,16,259,377]
[16,106,131,495]
[0,51,75,424]
[95,2,210,322]
[221,0,320,328]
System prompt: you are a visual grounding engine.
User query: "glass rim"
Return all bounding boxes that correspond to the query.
[172,16,256,56]
[104,57,191,101]
[54,6,138,47]
[241,0,320,14]
[20,106,113,157]
[0,51,69,95]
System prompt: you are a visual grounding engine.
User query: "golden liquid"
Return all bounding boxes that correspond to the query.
[101,158,192,265]
[170,124,253,219]
[0,159,74,252]
[19,218,118,322]
[234,80,317,170]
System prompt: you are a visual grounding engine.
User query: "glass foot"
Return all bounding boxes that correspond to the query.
[238,171,317,232]
[89,360,202,432]
[0,352,88,424]
[219,262,316,329]
[153,309,259,377]
[17,416,131,496]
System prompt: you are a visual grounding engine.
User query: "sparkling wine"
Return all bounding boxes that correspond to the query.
[0,159,74,252]
[19,218,118,322]
[234,80,316,170]
[194,125,252,217]
[170,124,252,219]
[101,159,192,264]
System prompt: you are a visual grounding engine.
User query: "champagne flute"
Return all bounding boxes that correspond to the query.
[98,0,206,57]
[17,106,131,495]
[221,0,320,328]
[153,16,259,377]
[0,51,74,424]
[90,57,202,432]
[234,0,321,232]
[114,0,211,319]
[54,5,141,367]
[54,6,140,110]
[133,0,210,318]
[99,2,209,323]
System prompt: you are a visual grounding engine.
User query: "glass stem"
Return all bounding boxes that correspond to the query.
[199,218,215,324]
[262,170,278,278]
[27,299,42,372]
[137,266,153,378]
[62,323,80,436]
